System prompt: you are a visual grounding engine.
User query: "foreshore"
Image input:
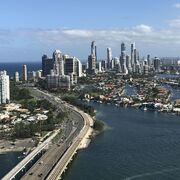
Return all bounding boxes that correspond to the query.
[0,138,35,154]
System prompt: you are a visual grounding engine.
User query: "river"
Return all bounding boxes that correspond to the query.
[1,104,180,179]
[0,152,23,179]
[63,103,180,180]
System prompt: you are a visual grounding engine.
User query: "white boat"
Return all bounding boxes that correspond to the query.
[144,106,147,111]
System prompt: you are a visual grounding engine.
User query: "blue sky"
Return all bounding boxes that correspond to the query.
[1,0,180,62]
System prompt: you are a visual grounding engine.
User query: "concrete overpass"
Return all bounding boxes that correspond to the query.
[2,129,60,180]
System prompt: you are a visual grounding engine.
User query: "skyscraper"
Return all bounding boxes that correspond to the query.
[126,55,132,73]
[64,57,82,78]
[22,64,27,81]
[121,42,128,74]
[98,61,102,72]
[101,60,106,70]
[53,50,64,75]
[153,57,161,72]
[14,72,19,82]
[42,54,54,77]
[88,41,97,73]
[147,54,151,67]
[91,41,95,56]
[0,71,10,104]
[131,42,135,67]
[88,54,96,71]
[76,58,82,77]
[107,48,112,69]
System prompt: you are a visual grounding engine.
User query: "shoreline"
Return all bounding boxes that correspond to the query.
[0,138,35,155]
[86,99,180,116]
[0,148,24,154]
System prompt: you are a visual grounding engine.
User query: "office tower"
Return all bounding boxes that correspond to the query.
[42,54,54,77]
[143,65,149,75]
[91,41,97,62]
[107,48,112,69]
[64,57,76,75]
[136,51,140,62]
[126,55,132,73]
[22,64,27,81]
[131,42,135,62]
[95,46,97,61]
[47,74,70,90]
[14,72,19,82]
[74,58,82,77]
[88,41,97,73]
[134,49,137,64]
[0,71,10,104]
[64,57,82,78]
[53,49,64,75]
[28,71,36,82]
[147,54,151,67]
[36,70,42,79]
[101,60,106,70]
[120,42,128,73]
[153,57,161,72]
[111,58,114,69]
[88,54,96,71]
[98,61,102,72]
[91,41,95,56]
[132,48,137,73]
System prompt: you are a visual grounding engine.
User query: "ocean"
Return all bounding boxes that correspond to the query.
[0,62,41,77]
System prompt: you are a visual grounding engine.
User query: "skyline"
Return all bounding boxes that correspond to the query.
[1,0,180,62]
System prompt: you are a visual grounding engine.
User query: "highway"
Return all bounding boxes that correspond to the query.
[2,129,60,180]
[46,106,92,180]
[22,89,84,180]
[2,88,93,180]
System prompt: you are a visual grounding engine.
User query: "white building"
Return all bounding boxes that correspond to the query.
[14,72,19,82]
[53,50,64,75]
[22,64,27,81]
[0,71,10,104]
[107,47,112,69]
[76,58,82,77]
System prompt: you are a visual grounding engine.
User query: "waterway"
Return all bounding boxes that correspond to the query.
[64,103,180,180]
[0,152,23,179]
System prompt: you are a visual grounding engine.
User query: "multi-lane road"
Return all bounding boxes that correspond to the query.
[3,87,93,180]
[19,88,84,179]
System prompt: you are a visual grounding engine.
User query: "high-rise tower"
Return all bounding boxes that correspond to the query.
[107,47,112,69]
[121,42,128,74]
[88,41,97,73]
[131,42,135,66]
[53,50,64,75]
[0,71,10,104]
[22,64,27,81]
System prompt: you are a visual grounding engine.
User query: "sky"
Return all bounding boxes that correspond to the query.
[1,0,180,62]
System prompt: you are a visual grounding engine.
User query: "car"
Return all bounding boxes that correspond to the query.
[38,161,43,164]
[38,173,43,177]
[29,172,33,175]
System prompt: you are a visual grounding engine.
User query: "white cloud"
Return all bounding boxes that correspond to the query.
[2,22,180,59]
[168,18,180,28]
[62,29,93,37]
[134,24,153,33]
[173,3,180,8]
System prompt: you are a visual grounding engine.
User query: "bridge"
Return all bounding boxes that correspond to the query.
[2,129,60,180]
